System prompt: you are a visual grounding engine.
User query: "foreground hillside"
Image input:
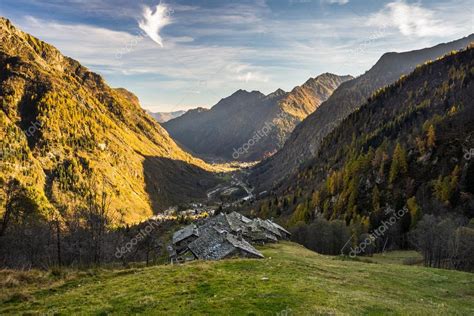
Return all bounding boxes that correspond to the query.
[1,242,473,315]
[164,73,351,161]
[0,18,221,223]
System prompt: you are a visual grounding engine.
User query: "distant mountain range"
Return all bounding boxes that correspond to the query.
[163,73,352,161]
[0,18,220,223]
[147,110,186,123]
[250,34,474,191]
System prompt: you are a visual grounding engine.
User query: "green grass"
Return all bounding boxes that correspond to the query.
[366,250,424,265]
[1,242,473,315]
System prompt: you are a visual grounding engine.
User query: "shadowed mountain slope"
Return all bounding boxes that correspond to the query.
[252,45,474,228]
[164,73,352,161]
[250,34,474,191]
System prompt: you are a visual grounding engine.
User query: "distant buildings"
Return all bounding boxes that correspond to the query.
[168,212,291,263]
[150,205,215,222]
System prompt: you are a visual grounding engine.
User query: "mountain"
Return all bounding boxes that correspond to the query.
[250,34,474,191]
[147,110,186,123]
[253,45,474,226]
[163,73,352,161]
[0,18,221,223]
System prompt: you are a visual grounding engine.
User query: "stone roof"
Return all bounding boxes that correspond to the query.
[188,227,236,260]
[201,213,231,231]
[244,228,278,243]
[170,212,289,262]
[267,220,291,236]
[226,233,264,258]
[240,214,253,224]
[188,227,263,260]
[172,224,199,244]
[252,218,282,238]
[225,212,249,232]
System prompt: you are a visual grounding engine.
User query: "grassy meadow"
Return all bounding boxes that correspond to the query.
[1,242,473,315]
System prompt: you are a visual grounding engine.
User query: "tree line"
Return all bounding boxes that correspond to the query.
[0,177,177,269]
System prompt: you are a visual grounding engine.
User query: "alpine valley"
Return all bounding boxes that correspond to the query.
[1,4,473,314]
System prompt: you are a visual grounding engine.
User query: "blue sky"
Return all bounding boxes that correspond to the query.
[0,0,472,112]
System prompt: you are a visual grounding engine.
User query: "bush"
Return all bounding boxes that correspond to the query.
[290,218,351,255]
[410,214,473,271]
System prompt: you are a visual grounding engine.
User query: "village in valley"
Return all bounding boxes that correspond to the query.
[145,168,290,264]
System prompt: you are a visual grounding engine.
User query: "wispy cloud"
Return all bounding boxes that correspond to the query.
[237,72,268,83]
[229,64,269,83]
[323,0,350,5]
[7,0,472,112]
[368,0,459,37]
[138,3,172,47]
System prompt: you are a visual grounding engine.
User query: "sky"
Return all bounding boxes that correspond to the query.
[0,0,473,112]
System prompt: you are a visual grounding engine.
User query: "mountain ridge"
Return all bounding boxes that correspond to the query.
[250,33,474,191]
[0,17,221,223]
[146,110,186,123]
[164,73,352,161]
[250,45,474,233]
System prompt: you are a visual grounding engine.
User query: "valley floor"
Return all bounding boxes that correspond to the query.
[1,242,473,315]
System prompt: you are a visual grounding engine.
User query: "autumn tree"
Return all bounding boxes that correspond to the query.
[407,196,422,228]
[291,203,311,224]
[433,165,460,204]
[389,143,408,183]
[426,125,436,149]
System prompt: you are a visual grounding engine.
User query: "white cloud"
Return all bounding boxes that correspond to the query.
[323,0,349,5]
[226,63,269,83]
[237,72,269,83]
[368,0,459,37]
[10,0,472,112]
[18,16,134,67]
[291,0,349,4]
[138,3,172,47]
